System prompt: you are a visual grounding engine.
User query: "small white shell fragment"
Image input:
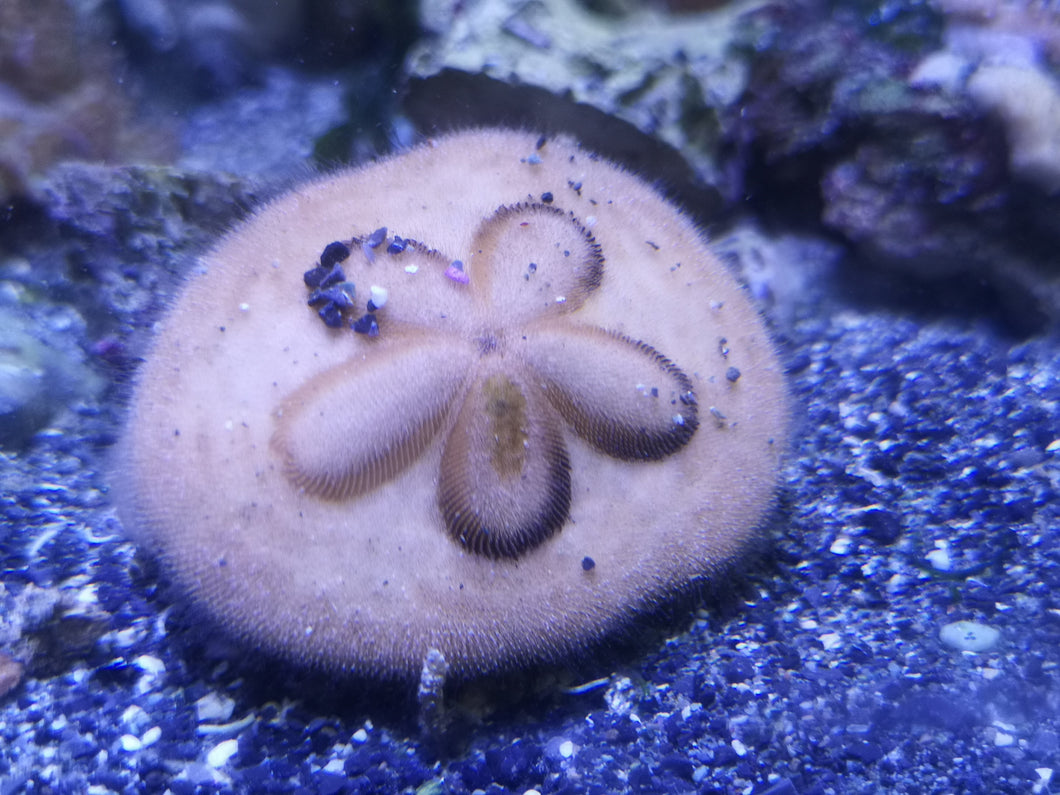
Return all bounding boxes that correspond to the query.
[369,285,388,308]
[206,738,239,768]
[559,739,574,758]
[197,713,255,735]
[939,620,1000,653]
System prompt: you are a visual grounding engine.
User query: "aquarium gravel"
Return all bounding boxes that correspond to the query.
[1,255,1057,793]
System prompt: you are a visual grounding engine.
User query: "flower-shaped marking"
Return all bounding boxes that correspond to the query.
[272,202,699,559]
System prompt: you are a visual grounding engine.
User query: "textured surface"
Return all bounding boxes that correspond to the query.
[2,2,1060,792]
[3,217,1058,792]
[116,129,788,679]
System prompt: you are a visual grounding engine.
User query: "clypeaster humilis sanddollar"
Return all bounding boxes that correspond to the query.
[116,129,789,681]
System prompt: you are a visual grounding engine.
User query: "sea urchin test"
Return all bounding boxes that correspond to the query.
[117,129,788,680]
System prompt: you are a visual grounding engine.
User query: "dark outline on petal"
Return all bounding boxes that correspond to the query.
[438,373,572,559]
[538,330,700,461]
[485,202,604,295]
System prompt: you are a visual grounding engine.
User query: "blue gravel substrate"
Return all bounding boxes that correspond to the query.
[2,228,1058,794]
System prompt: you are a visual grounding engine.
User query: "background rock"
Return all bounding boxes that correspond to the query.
[739,0,1060,332]
[0,0,166,203]
[405,0,769,215]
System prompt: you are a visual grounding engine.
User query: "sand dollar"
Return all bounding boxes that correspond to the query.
[116,129,789,680]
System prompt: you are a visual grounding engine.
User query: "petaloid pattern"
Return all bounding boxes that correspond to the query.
[273,201,699,559]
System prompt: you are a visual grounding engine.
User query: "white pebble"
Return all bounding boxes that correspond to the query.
[829,535,852,555]
[352,728,369,743]
[908,51,969,92]
[939,620,1000,653]
[404,264,419,274]
[196,693,236,723]
[559,739,574,758]
[120,734,142,752]
[122,704,148,731]
[369,285,388,308]
[206,738,239,768]
[133,655,165,675]
[604,676,635,715]
[110,628,140,648]
[141,726,162,747]
[925,547,951,571]
[819,632,842,651]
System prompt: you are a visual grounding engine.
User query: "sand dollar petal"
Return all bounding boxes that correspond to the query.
[274,336,474,500]
[522,324,699,460]
[439,364,571,558]
[468,202,603,323]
